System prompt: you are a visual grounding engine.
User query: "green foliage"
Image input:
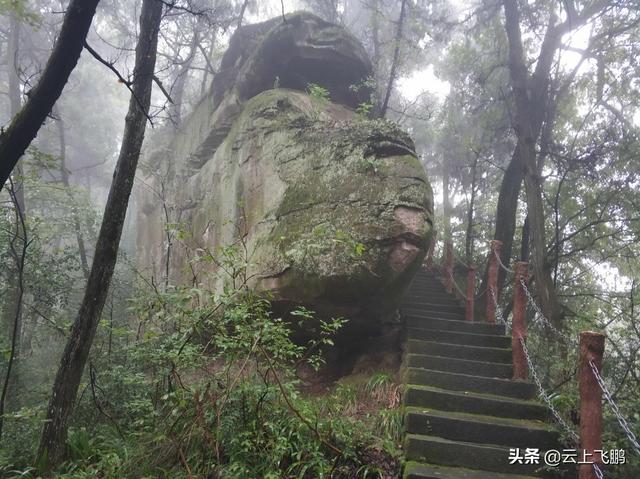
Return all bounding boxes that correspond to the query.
[348,76,376,96]
[0,0,40,25]
[360,156,379,174]
[1,241,400,478]
[306,82,330,102]
[356,101,374,118]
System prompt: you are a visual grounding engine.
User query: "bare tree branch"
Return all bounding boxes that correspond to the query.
[83,41,155,126]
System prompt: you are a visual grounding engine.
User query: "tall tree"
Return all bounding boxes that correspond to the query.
[36,0,163,469]
[0,11,26,430]
[56,111,90,278]
[0,0,100,192]
[0,180,27,441]
[470,0,616,324]
[501,0,563,325]
[497,0,613,326]
[377,0,408,118]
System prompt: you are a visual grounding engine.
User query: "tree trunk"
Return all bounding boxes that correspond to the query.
[442,156,452,258]
[0,182,27,441]
[169,29,200,125]
[477,0,568,320]
[370,0,381,99]
[237,0,250,28]
[520,215,530,261]
[502,0,563,326]
[0,12,25,425]
[0,0,100,192]
[7,13,21,117]
[476,145,525,318]
[57,113,90,278]
[199,30,217,96]
[376,0,407,118]
[36,0,163,470]
[465,153,479,263]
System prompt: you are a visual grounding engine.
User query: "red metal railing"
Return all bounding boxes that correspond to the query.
[421,234,631,478]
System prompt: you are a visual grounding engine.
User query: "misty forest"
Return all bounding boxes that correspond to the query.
[0,0,639,478]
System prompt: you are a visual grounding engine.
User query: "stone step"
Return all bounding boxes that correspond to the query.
[403,271,556,478]
[405,407,559,449]
[403,461,538,479]
[406,368,535,400]
[404,299,463,310]
[406,316,506,335]
[405,313,476,325]
[405,434,542,475]
[408,328,511,349]
[404,291,461,301]
[408,354,513,379]
[410,275,444,282]
[403,295,460,304]
[407,289,452,299]
[407,278,455,287]
[407,284,454,292]
[405,384,548,420]
[407,339,512,364]
[403,308,467,321]
[403,301,465,313]
[407,291,450,298]
[408,283,449,294]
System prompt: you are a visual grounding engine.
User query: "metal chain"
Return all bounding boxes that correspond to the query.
[452,277,469,300]
[490,286,510,331]
[522,339,608,478]
[520,337,580,443]
[589,359,640,456]
[494,249,514,273]
[453,251,470,269]
[593,463,605,479]
[446,267,469,300]
[520,279,577,346]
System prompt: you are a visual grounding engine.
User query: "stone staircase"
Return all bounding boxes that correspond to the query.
[401,269,561,479]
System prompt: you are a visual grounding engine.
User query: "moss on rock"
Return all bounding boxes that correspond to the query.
[137,14,433,334]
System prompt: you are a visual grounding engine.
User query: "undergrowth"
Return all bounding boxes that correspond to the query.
[1,241,403,478]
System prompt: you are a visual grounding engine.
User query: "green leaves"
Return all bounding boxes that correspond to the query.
[0,0,40,25]
[306,83,331,102]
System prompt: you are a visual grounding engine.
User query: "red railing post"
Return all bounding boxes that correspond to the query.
[445,241,453,294]
[425,230,438,269]
[512,261,528,379]
[486,239,503,323]
[465,265,475,322]
[579,331,606,479]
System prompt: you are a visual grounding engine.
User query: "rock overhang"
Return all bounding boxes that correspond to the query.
[137,12,434,341]
[213,11,373,111]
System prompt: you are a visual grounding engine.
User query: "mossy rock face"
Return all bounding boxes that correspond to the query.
[137,13,433,334]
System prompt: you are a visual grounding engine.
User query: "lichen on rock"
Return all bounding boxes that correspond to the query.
[137,12,434,350]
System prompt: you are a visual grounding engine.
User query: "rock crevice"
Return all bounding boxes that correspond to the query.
[137,12,433,333]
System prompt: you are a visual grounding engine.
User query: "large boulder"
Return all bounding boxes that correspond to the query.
[137,12,433,340]
[172,11,374,171]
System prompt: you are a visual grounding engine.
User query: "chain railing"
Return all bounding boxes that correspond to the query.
[593,462,605,479]
[589,359,640,456]
[522,337,607,479]
[520,337,579,443]
[515,265,638,477]
[519,278,577,347]
[447,266,469,299]
[430,239,476,322]
[518,269,638,458]
[494,248,515,274]
[423,236,634,477]
[490,286,511,331]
